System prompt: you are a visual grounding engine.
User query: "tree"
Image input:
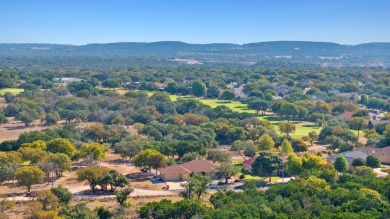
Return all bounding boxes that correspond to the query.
[43,153,72,178]
[348,117,366,137]
[215,162,240,184]
[0,194,15,214]
[115,186,134,206]
[0,112,7,124]
[133,149,166,174]
[15,111,36,126]
[45,112,60,125]
[285,154,302,177]
[258,133,275,151]
[279,122,296,136]
[353,166,376,177]
[220,90,235,102]
[79,142,108,161]
[231,140,257,158]
[115,140,145,160]
[280,139,293,154]
[192,80,207,97]
[297,106,308,122]
[102,79,121,89]
[15,166,45,192]
[20,148,48,164]
[206,86,220,98]
[333,154,349,172]
[206,150,230,163]
[366,155,381,168]
[184,173,212,199]
[301,153,326,171]
[351,157,366,169]
[76,166,110,191]
[95,206,112,219]
[33,190,59,211]
[47,138,77,158]
[51,185,72,205]
[248,100,270,114]
[307,131,318,146]
[280,103,299,122]
[252,151,282,182]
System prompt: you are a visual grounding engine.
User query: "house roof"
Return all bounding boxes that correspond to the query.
[337,111,355,120]
[180,160,217,173]
[159,160,217,175]
[369,120,390,126]
[243,157,256,169]
[328,150,368,164]
[359,146,390,157]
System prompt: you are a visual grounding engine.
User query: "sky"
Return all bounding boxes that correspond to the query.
[0,0,389,45]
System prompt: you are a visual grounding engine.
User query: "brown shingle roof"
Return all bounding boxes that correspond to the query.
[359,146,390,157]
[159,165,190,175]
[369,120,390,126]
[337,111,355,120]
[159,160,217,175]
[180,160,217,173]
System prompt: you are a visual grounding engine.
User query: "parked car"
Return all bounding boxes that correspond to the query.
[25,191,35,197]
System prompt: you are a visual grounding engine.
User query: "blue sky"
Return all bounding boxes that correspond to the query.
[0,0,389,45]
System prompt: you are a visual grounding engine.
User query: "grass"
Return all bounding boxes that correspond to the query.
[0,88,24,95]
[114,89,326,139]
[234,163,281,184]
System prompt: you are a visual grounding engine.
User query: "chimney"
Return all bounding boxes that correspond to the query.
[195,156,199,160]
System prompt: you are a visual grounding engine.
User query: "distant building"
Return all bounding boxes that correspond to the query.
[159,160,216,181]
[367,120,390,129]
[359,146,390,164]
[52,77,82,83]
[336,111,355,121]
[328,150,368,165]
[311,94,326,101]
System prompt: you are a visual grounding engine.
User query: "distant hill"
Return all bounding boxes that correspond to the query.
[0,41,389,68]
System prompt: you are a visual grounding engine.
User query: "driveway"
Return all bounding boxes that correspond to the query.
[373,168,389,177]
[165,180,185,190]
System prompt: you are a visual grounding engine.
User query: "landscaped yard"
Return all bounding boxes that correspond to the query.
[234,163,281,184]
[114,89,328,139]
[0,88,24,95]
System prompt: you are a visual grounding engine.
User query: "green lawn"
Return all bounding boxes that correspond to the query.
[116,89,323,139]
[234,163,281,184]
[0,88,24,95]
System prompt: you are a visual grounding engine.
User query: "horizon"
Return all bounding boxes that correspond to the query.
[1,0,389,45]
[2,40,390,47]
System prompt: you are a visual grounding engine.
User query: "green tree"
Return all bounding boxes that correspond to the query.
[133,149,166,175]
[248,100,270,114]
[353,166,376,177]
[15,111,37,126]
[47,138,77,158]
[15,166,45,192]
[95,206,112,219]
[280,103,299,122]
[206,150,230,163]
[351,157,365,169]
[51,185,72,205]
[102,79,121,89]
[115,186,134,206]
[192,80,207,97]
[307,131,318,146]
[43,153,72,178]
[333,154,349,172]
[33,190,59,211]
[115,140,145,160]
[220,90,235,102]
[20,148,48,164]
[79,142,108,161]
[184,173,212,199]
[366,155,381,168]
[215,162,240,184]
[280,139,293,154]
[285,154,302,177]
[252,151,282,182]
[279,122,296,136]
[348,117,366,137]
[45,112,60,125]
[258,133,275,151]
[76,166,110,191]
[0,112,7,124]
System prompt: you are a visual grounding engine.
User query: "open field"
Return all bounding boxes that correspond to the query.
[0,88,24,95]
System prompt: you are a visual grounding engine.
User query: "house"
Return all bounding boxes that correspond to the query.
[159,160,217,181]
[336,111,355,121]
[328,150,368,165]
[367,120,390,129]
[154,82,165,90]
[276,85,290,96]
[359,146,390,164]
[52,77,82,83]
[242,157,256,171]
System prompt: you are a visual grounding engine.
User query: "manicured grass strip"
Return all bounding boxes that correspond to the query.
[0,88,24,95]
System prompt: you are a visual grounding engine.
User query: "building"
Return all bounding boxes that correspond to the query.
[367,120,390,129]
[242,157,256,171]
[336,111,355,121]
[359,146,390,164]
[52,77,82,83]
[159,160,217,181]
[328,150,368,165]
